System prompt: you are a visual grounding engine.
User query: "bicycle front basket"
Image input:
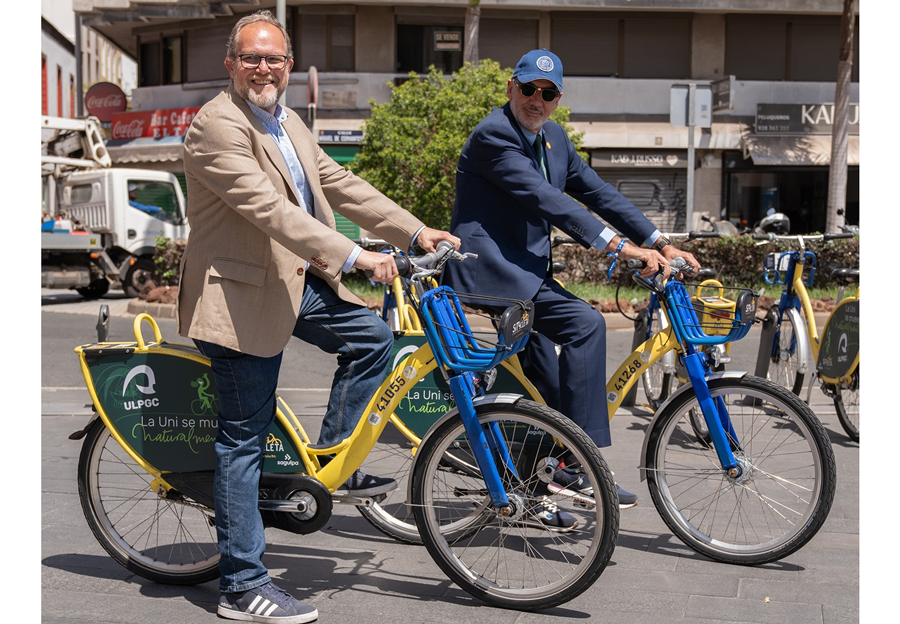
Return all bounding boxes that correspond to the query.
[418,286,532,371]
[666,281,757,345]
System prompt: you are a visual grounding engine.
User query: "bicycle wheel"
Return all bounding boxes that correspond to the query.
[77,419,220,584]
[769,313,805,395]
[645,376,835,565]
[411,399,618,610]
[355,420,423,544]
[640,310,674,410]
[834,369,859,442]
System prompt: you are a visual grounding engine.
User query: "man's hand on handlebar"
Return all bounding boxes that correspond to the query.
[661,245,701,277]
[415,227,461,253]
[355,249,399,284]
[618,245,670,279]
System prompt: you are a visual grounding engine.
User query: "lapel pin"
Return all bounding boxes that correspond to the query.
[546,142,551,150]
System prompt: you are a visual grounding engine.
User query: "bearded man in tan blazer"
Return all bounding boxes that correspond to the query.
[176,11,458,623]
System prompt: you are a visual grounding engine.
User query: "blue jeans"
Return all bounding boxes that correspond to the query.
[194,274,393,593]
[517,278,611,448]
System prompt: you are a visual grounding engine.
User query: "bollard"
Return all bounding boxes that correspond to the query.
[96,304,110,342]
[622,308,650,407]
[753,308,778,379]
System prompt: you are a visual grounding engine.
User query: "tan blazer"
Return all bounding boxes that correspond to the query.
[176,84,424,357]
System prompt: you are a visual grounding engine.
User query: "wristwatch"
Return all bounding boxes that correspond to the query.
[653,236,671,253]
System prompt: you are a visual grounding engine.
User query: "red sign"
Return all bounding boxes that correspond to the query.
[110,107,202,140]
[84,82,127,122]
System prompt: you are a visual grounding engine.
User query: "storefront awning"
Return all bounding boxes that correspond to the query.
[742,134,859,166]
[568,121,747,150]
[106,135,185,165]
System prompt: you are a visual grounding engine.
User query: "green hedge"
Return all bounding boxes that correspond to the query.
[553,235,859,289]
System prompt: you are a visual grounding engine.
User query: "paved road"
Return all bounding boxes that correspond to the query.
[41,290,860,623]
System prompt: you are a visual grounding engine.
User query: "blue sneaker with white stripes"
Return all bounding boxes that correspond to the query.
[218,581,318,623]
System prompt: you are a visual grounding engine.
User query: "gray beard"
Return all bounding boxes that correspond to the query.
[235,79,283,110]
[246,87,281,110]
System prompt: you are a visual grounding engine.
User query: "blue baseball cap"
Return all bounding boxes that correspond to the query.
[513,49,563,92]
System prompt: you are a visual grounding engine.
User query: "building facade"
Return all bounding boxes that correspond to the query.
[42,0,137,118]
[73,0,860,234]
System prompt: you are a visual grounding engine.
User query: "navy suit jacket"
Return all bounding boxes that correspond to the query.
[442,103,658,301]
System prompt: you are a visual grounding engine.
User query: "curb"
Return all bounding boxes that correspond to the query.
[127,299,177,319]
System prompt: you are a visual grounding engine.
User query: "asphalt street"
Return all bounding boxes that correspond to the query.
[41,289,861,623]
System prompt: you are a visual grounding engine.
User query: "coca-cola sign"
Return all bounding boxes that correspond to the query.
[84,82,127,122]
[110,108,201,139]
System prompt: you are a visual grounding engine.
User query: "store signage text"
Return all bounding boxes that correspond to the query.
[756,103,859,134]
[110,108,201,139]
[318,129,363,144]
[434,32,461,52]
[591,150,687,169]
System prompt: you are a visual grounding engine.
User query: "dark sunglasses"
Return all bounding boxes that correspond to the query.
[514,78,561,102]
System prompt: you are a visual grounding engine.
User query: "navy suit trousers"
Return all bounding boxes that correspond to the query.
[517,278,612,448]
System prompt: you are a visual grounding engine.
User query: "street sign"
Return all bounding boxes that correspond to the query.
[670,84,713,128]
[318,129,363,144]
[712,76,735,112]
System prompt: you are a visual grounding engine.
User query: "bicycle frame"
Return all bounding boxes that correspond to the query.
[77,295,539,517]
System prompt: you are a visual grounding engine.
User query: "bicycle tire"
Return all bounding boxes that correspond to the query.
[768,312,805,395]
[833,369,859,442]
[645,376,835,565]
[410,400,618,610]
[77,419,221,584]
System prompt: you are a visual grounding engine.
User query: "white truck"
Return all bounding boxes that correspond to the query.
[41,115,189,298]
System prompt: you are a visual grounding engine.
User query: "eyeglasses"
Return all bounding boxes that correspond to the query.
[236,54,290,70]
[514,78,561,102]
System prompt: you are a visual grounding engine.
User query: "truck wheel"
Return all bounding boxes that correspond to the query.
[123,259,157,298]
[76,279,110,300]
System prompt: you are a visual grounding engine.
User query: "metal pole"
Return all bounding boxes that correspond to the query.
[75,14,84,117]
[277,0,287,108]
[686,83,696,231]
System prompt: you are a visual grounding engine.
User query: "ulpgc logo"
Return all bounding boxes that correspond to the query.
[122,365,160,411]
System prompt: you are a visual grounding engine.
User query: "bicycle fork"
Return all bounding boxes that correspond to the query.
[682,353,740,472]
[447,371,517,512]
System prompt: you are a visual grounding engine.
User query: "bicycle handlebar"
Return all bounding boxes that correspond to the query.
[626,256,698,277]
[752,232,855,243]
[664,231,721,241]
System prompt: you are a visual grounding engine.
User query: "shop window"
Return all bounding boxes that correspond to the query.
[298,14,354,71]
[397,25,463,74]
[723,156,856,234]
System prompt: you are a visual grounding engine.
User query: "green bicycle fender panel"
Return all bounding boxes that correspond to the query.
[816,299,860,380]
[388,334,533,438]
[84,346,300,473]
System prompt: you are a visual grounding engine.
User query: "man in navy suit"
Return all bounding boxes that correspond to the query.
[443,49,699,509]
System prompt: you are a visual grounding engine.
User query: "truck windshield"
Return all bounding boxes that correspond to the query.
[128,181,180,224]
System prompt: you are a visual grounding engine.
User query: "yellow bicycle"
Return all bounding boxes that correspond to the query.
[71,243,619,611]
